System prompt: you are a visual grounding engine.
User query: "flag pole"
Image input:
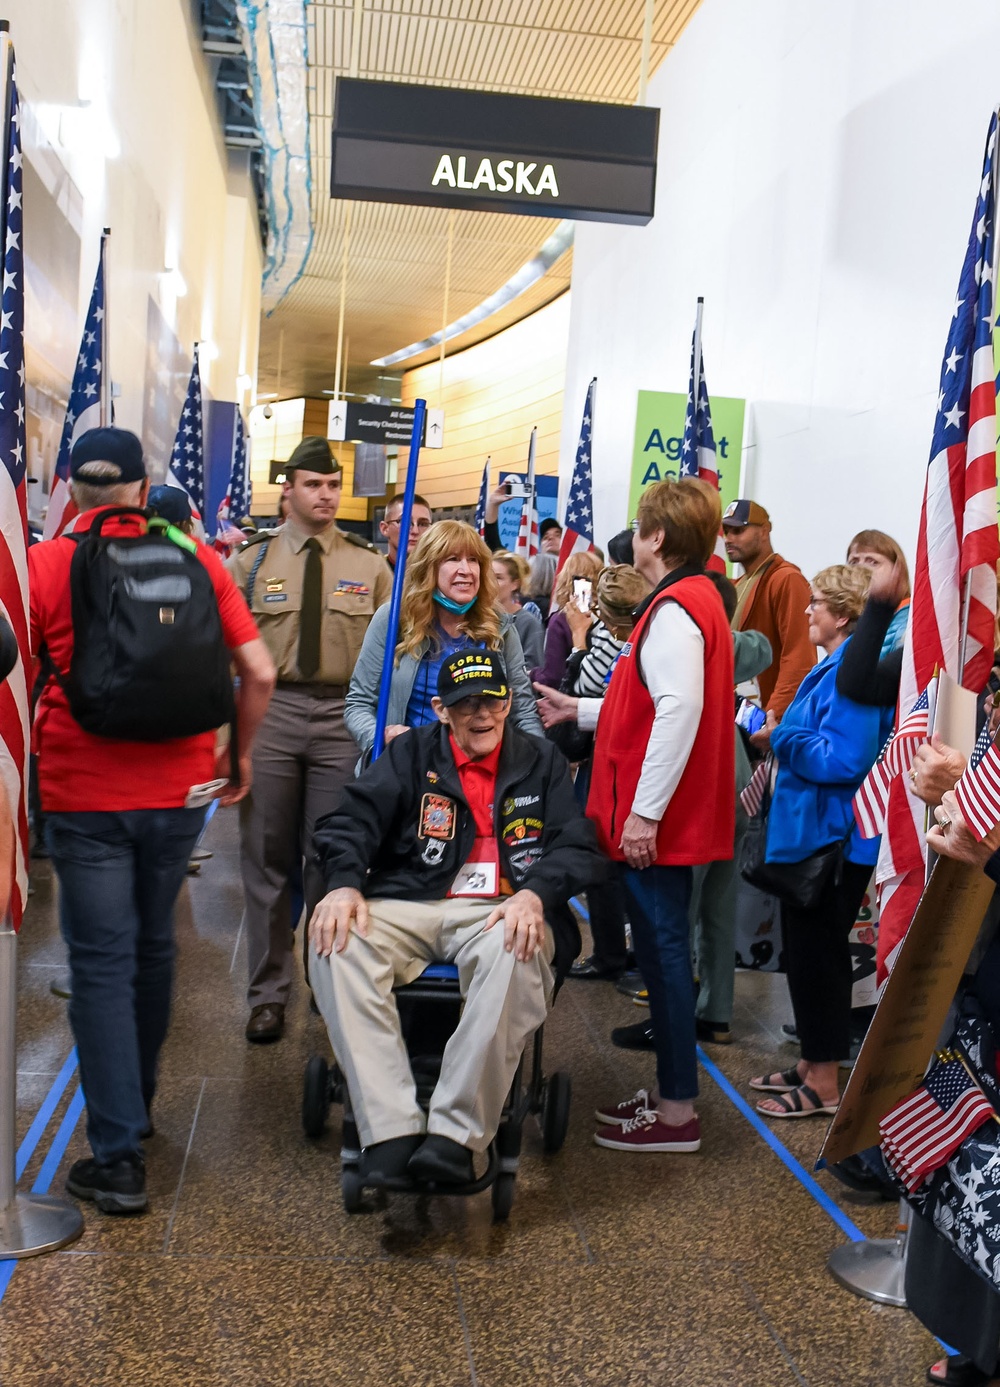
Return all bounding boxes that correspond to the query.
[372,398,426,760]
[691,297,705,417]
[99,228,110,426]
[0,20,82,1257]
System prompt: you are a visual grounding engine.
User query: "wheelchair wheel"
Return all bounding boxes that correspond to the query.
[342,1165,365,1214]
[491,1171,516,1222]
[541,1071,572,1153]
[302,1055,330,1138]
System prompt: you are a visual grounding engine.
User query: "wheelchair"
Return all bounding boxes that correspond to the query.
[301,961,572,1222]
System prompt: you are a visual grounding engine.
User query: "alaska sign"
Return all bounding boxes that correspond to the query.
[330,79,658,225]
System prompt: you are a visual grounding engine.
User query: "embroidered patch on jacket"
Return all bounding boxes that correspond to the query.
[420,793,456,840]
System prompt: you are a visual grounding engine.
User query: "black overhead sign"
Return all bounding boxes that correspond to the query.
[330,78,658,226]
[327,401,443,448]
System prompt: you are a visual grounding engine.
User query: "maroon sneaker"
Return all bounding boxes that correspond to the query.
[594,1088,652,1126]
[594,1107,701,1153]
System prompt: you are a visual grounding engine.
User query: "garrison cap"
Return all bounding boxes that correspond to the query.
[284,435,341,475]
[721,498,770,528]
[70,427,146,483]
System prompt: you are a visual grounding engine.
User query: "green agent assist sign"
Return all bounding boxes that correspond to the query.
[629,390,746,523]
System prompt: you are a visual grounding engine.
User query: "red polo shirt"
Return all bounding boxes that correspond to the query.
[29,508,260,812]
[448,735,501,835]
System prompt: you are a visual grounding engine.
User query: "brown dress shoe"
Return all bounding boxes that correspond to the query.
[245,1003,285,1043]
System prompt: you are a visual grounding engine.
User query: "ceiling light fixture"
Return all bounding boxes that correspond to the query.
[370,220,574,368]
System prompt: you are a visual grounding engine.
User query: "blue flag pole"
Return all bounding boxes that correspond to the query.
[372,398,427,760]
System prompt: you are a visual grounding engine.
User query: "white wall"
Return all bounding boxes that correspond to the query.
[7,0,263,503]
[561,0,1000,575]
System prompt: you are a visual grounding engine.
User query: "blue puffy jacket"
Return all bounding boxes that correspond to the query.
[766,640,891,868]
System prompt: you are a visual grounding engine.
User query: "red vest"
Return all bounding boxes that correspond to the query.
[587,575,735,866]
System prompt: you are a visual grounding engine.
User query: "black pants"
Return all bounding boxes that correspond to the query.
[587,867,628,971]
[781,859,871,1064]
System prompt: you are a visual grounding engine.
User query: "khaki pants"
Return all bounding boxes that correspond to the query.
[240,687,357,1007]
[310,897,555,1152]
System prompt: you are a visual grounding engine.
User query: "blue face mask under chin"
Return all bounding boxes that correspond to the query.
[434,589,477,615]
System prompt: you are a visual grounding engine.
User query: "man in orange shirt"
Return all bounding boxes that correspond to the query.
[723,499,814,748]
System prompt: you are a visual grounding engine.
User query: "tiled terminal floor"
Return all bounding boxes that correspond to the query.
[2,808,939,1386]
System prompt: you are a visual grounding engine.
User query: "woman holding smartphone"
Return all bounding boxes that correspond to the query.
[529,551,604,688]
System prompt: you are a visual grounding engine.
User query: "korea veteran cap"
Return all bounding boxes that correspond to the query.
[437,650,510,707]
[721,498,770,528]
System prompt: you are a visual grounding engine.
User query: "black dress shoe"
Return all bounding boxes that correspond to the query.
[66,1154,147,1215]
[246,1003,285,1043]
[359,1135,423,1180]
[827,1153,897,1202]
[615,970,646,998]
[569,956,624,981]
[407,1135,475,1185]
[611,1019,656,1051]
[695,1019,732,1045]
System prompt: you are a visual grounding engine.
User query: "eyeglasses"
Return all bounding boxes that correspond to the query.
[387,516,432,531]
[807,596,828,609]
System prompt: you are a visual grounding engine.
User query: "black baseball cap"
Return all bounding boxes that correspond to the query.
[147,485,192,526]
[70,427,146,483]
[539,517,562,538]
[285,435,341,475]
[437,650,510,707]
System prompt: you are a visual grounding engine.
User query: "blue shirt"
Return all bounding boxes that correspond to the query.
[767,640,890,867]
[882,603,909,656]
[404,628,480,728]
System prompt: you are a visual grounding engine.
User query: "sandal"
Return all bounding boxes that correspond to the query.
[927,1355,1000,1386]
[756,1084,838,1119]
[748,1066,802,1094]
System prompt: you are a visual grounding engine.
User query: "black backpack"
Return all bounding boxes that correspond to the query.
[44,508,237,752]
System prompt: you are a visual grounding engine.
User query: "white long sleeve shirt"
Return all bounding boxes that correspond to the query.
[577,599,704,822]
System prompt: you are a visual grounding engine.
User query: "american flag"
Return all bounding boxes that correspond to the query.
[853,687,932,838]
[678,310,726,574]
[880,1052,995,1193]
[215,408,251,551]
[953,718,1000,840]
[168,346,204,519]
[473,456,489,536]
[514,427,539,560]
[740,758,770,817]
[0,43,29,929]
[43,231,107,539]
[556,377,597,574]
[876,110,1000,983]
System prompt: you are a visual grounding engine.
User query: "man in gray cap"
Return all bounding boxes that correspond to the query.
[228,434,392,1042]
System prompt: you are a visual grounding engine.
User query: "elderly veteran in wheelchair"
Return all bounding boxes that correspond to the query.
[308,648,604,1186]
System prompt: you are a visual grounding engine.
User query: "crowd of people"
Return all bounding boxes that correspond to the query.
[22,426,1000,1382]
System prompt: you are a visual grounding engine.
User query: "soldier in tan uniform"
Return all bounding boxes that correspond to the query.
[228,436,392,1041]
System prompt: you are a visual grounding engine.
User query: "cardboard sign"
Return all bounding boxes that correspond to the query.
[820,856,995,1166]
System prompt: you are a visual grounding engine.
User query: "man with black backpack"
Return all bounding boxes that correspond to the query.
[29,427,275,1215]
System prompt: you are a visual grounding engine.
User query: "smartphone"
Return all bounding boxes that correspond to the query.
[504,480,529,499]
[573,577,592,613]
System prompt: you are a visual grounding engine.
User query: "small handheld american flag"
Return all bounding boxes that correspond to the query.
[852,686,932,839]
[880,1050,996,1193]
[678,301,726,573]
[556,378,597,575]
[953,717,1000,841]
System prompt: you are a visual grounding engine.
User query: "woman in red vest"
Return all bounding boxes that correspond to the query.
[586,478,735,1153]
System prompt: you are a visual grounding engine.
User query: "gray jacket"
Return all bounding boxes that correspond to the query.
[344,603,544,757]
[733,628,772,819]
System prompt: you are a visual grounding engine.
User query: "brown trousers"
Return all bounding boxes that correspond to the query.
[239,687,357,1007]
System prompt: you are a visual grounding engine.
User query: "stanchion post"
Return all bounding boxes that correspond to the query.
[372,398,427,761]
[827,1198,909,1307]
[0,922,83,1257]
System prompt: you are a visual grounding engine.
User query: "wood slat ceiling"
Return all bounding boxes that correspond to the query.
[256,0,701,401]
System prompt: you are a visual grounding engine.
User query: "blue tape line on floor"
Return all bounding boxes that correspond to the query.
[696,1045,866,1243]
[31,1085,85,1195]
[16,1048,77,1181]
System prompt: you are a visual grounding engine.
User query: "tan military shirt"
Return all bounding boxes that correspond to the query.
[228,519,392,686]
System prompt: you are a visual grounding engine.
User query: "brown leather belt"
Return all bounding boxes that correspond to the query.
[276,681,348,698]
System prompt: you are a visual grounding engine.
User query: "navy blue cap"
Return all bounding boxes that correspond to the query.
[147,485,192,526]
[70,427,146,483]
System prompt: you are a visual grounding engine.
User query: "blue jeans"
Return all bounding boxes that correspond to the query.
[623,864,697,1101]
[46,808,205,1164]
